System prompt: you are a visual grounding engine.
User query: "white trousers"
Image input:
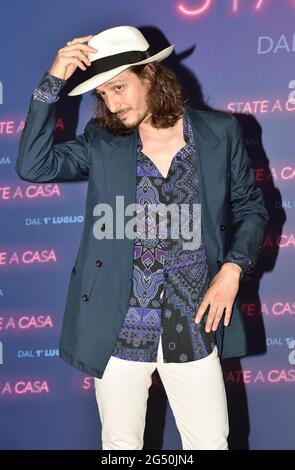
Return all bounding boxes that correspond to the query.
[94,335,229,450]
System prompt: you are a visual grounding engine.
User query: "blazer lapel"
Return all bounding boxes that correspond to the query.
[184,107,225,226]
[101,130,138,277]
[184,107,227,273]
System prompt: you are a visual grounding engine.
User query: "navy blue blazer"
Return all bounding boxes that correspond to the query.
[16,97,269,378]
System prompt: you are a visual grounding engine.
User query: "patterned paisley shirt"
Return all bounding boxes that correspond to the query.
[111,111,216,362]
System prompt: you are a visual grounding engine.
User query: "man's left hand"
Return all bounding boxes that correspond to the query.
[194,262,241,332]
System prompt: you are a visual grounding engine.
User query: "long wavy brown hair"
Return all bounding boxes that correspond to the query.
[94,62,188,136]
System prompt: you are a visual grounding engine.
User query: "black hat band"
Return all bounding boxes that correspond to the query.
[88,46,154,78]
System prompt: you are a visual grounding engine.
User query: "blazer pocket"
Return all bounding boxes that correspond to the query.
[81,260,104,301]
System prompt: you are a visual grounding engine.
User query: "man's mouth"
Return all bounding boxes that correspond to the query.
[118,110,129,119]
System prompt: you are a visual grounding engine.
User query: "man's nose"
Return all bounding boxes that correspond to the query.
[107,96,122,114]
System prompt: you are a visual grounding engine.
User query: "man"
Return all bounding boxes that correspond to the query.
[16,26,269,450]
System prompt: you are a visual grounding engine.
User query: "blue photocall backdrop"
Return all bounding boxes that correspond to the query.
[0,0,294,450]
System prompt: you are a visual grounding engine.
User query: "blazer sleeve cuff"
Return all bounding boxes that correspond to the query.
[32,71,67,104]
[221,250,255,280]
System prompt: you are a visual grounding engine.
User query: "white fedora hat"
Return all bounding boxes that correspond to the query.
[67,25,175,96]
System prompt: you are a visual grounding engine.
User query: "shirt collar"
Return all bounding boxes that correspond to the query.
[183,108,194,148]
[137,108,195,154]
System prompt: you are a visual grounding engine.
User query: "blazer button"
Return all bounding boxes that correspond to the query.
[220,224,226,231]
[101,223,105,231]
[82,294,89,302]
[96,259,103,267]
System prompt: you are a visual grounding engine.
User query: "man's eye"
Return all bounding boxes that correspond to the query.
[116,85,123,91]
